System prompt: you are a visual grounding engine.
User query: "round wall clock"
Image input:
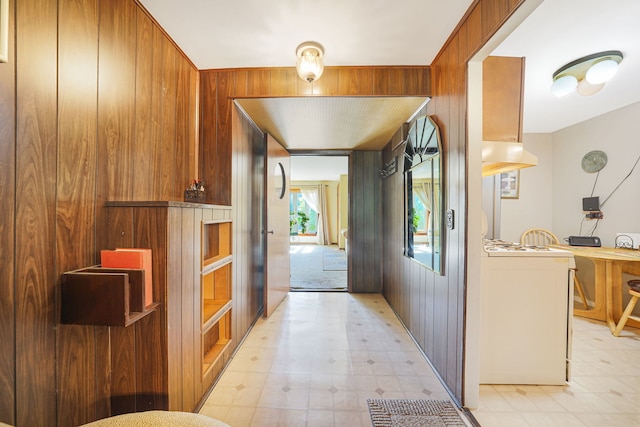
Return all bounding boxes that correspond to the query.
[581,150,608,173]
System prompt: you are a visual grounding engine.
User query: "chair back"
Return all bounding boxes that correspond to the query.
[520,228,560,247]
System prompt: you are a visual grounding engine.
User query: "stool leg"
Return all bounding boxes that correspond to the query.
[613,295,639,336]
[574,276,589,309]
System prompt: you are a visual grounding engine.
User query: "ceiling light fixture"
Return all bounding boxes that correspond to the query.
[551,50,623,97]
[296,41,324,83]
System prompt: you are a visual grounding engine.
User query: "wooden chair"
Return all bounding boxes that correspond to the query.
[613,280,640,336]
[520,228,590,309]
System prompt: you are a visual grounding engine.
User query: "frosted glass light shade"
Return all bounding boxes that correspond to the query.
[585,59,619,84]
[576,79,604,96]
[551,74,578,97]
[296,42,324,83]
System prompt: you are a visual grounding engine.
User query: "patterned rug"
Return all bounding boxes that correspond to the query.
[367,399,467,427]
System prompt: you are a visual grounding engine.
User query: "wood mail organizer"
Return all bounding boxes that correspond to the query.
[61,266,158,327]
[201,220,233,380]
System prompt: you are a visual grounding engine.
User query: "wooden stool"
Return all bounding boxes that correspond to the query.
[613,280,640,336]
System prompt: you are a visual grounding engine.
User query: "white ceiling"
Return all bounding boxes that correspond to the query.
[492,0,640,133]
[140,0,640,162]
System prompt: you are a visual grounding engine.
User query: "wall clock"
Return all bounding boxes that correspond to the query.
[581,150,608,173]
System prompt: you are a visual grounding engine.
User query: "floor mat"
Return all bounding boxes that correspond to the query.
[367,399,467,427]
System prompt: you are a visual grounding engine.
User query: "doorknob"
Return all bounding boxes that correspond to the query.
[262,230,274,234]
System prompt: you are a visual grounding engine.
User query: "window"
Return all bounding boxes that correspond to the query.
[289,190,318,235]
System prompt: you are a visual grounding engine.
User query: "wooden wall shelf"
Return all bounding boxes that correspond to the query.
[202,307,232,377]
[61,266,158,327]
[202,220,232,269]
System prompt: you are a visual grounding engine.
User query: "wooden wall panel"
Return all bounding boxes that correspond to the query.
[349,151,382,293]
[175,55,191,198]
[216,72,233,205]
[14,0,58,425]
[381,0,527,406]
[159,43,177,200]
[133,9,154,200]
[180,208,196,411]
[133,208,169,411]
[56,0,100,425]
[0,0,16,422]
[199,66,430,206]
[150,25,166,199]
[97,0,136,202]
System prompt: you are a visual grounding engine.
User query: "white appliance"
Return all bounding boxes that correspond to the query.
[479,239,575,385]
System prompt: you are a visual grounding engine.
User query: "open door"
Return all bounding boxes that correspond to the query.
[264,134,290,317]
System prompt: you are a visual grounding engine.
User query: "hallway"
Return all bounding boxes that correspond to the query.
[198,292,465,426]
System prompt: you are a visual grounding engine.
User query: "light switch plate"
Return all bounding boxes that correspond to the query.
[446,209,455,230]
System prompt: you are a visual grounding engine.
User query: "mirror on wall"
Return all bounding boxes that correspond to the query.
[404,115,444,274]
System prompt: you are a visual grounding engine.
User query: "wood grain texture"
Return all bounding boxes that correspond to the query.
[199,66,430,206]
[349,151,382,293]
[56,1,100,424]
[97,0,136,202]
[160,41,177,200]
[14,0,58,425]
[381,0,527,406]
[0,0,16,422]
[133,9,154,200]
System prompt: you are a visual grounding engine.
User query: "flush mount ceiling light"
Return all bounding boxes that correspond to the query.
[551,50,623,97]
[296,41,324,83]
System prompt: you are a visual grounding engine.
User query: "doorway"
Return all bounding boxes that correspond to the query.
[289,155,349,292]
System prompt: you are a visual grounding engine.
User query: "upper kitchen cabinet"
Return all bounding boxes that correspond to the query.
[482,56,525,142]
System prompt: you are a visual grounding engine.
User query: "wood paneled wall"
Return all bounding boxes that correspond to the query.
[349,151,383,293]
[199,66,430,206]
[1,0,200,425]
[381,0,527,405]
[0,0,16,424]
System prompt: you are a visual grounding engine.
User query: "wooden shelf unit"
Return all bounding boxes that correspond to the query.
[202,220,232,268]
[102,201,234,414]
[202,258,232,328]
[200,219,233,388]
[202,307,232,377]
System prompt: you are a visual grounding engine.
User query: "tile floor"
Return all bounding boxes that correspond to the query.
[472,316,640,426]
[199,291,640,427]
[198,292,468,426]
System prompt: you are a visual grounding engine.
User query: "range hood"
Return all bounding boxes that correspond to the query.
[481,140,537,177]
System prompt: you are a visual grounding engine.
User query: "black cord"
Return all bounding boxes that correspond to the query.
[590,170,600,197]
[600,153,640,208]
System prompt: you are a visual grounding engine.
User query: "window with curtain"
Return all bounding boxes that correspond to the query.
[289,189,317,235]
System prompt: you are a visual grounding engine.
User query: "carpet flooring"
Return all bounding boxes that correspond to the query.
[367,399,467,427]
[290,244,347,291]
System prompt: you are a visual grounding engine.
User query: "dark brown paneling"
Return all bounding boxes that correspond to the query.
[150,24,166,199]
[0,0,16,422]
[15,0,58,425]
[199,66,431,206]
[133,9,154,200]
[382,0,527,406]
[56,0,100,425]
[133,207,169,411]
[175,55,191,199]
[349,151,383,293]
[160,41,177,200]
[97,0,136,202]
[216,71,233,205]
